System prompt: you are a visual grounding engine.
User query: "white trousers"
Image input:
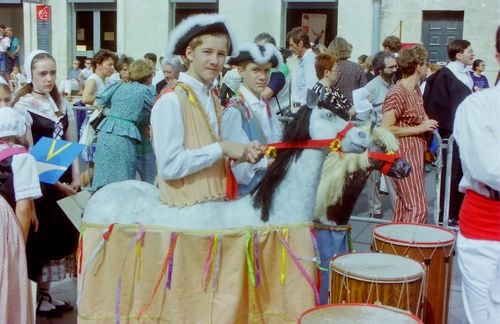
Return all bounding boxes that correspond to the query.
[457,232,500,324]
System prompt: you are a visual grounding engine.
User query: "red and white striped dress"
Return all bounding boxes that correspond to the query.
[383,83,428,223]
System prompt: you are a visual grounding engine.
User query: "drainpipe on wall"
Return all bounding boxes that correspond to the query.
[372,0,382,54]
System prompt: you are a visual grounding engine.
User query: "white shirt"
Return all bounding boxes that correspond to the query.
[447,61,473,91]
[151,72,223,180]
[454,83,500,196]
[292,48,318,105]
[0,36,10,52]
[222,85,282,184]
[0,144,42,201]
[0,75,7,85]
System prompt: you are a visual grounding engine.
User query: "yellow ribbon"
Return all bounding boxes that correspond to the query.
[245,230,256,287]
[280,228,288,285]
[211,234,218,275]
[135,243,142,281]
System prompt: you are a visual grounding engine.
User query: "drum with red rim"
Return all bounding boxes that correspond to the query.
[329,252,424,315]
[299,303,423,324]
[371,223,456,324]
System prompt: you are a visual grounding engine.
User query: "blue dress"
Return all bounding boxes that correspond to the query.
[92,82,155,189]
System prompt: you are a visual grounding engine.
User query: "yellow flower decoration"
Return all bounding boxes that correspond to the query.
[387,150,395,155]
[265,146,278,159]
[329,139,342,153]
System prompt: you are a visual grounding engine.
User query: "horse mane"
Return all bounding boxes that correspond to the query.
[252,106,312,222]
[313,126,398,219]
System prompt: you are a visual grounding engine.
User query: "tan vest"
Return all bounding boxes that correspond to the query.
[158,83,226,206]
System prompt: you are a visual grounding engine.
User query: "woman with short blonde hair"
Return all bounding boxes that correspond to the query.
[91,59,156,190]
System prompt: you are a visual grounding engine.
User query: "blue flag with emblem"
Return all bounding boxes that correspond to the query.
[31,137,85,184]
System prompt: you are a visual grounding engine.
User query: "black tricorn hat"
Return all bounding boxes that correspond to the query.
[226,42,283,68]
[164,14,239,57]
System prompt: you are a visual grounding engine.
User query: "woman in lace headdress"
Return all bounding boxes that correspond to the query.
[12,50,80,317]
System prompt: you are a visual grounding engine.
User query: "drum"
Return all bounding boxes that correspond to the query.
[372,223,456,324]
[299,303,423,324]
[329,253,424,315]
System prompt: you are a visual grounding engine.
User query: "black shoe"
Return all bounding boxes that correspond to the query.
[40,293,74,312]
[36,300,62,318]
[370,213,384,219]
[448,218,459,228]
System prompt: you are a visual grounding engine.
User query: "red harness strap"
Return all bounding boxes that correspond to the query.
[367,151,401,175]
[225,122,356,200]
[264,123,355,156]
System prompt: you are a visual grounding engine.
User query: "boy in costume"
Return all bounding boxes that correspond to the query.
[222,42,283,195]
[151,14,261,206]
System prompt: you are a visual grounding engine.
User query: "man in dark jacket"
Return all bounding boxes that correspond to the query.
[423,39,474,225]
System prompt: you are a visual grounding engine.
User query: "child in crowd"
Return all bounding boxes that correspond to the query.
[222,42,283,195]
[0,106,42,324]
[9,65,26,90]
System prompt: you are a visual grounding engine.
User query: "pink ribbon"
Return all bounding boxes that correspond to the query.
[115,224,145,324]
[277,231,320,305]
[202,235,215,290]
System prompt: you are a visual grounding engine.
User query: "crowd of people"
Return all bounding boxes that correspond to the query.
[0,13,498,323]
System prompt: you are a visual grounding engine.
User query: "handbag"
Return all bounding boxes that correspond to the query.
[424,148,436,163]
[88,107,108,130]
[89,82,122,130]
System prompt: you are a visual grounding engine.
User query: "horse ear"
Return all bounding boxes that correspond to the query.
[306,89,319,109]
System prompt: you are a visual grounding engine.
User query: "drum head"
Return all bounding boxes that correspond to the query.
[373,223,455,247]
[330,253,423,283]
[299,304,422,323]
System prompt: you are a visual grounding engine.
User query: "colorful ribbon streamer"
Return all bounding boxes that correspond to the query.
[245,230,257,287]
[253,231,260,288]
[115,224,145,324]
[278,230,320,305]
[212,236,222,289]
[309,228,328,271]
[166,232,176,290]
[77,223,115,305]
[202,235,216,290]
[138,231,179,319]
[280,228,288,285]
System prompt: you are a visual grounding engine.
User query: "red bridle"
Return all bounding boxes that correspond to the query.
[264,123,355,158]
[367,151,401,175]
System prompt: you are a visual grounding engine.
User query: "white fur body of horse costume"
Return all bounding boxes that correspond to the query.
[78,105,370,323]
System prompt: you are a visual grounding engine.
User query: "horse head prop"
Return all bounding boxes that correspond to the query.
[83,92,370,229]
[314,126,411,226]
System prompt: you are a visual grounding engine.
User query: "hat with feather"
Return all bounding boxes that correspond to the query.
[164,14,239,58]
[226,42,283,68]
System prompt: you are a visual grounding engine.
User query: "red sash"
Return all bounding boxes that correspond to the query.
[459,190,500,241]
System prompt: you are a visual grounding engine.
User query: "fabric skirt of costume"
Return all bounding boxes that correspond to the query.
[0,196,33,324]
